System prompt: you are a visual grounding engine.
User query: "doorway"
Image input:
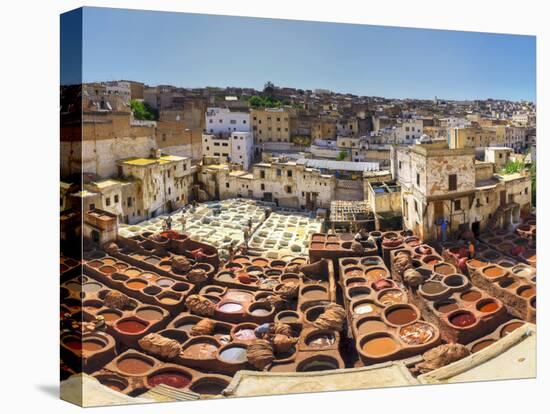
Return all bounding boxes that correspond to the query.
[471,221,480,238]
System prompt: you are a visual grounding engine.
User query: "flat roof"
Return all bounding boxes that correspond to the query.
[296,158,379,172]
[121,155,186,166]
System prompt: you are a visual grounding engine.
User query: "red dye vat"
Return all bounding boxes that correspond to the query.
[148,371,191,389]
[64,340,82,350]
[372,279,393,291]
[117,320,147,333]
[450,313,476,327]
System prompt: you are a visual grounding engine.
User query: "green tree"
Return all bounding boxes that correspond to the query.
[336,150,347,161]
[129,99,157,120]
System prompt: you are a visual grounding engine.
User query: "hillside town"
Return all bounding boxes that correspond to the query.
[60,79,536,404]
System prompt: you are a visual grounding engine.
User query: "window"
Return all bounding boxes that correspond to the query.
[416,173,420,186]
[168,187,171,195]
[127,197,132,207]
[162,133,166,141]
[285,185,292,194]
[449,174,457,191]
[525,187,528,195]
[89,203,95,211]
[277,169,282,177]
[287,170,292,177]
[226,183,229,188]
[105,197,111,206]
[414,200,418,213]
[261,184,265,190]
[260,170,265,179]
[454,200,461,210]
[399,161,402,169]
[114,195,119,203]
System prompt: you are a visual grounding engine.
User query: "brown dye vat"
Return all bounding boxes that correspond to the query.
[422,281,446,295]
[277,313,299,323]
[136,308,163,321]
[159,294,180,305]
[82,283,103,293]
[399,322,435,345]
[478,301,499,313]
[81,339,105,352]
[115,263,129,271]
[326,243,341,249]
[125,268,142,278]
[356,319,387,335]
[312,235,325,242]
[98,310,122,322]
[252,258,269,267]
[472,339,496,353]
[148,371,191,389]
[378,289,406,306]
[435,300,459,314]
[88,260,102,268]
[103,258,117,266]
[117,319,148,334]
[182,342,218,359]
[365,268,388,282]
[99,265,116,274]
[449,312,476,327]
[362,336,399,357]
[127,280,148,290]
[500,321,525,337]
[461,290,482,302]
[483,266,506,279]
[190,378,228,395]
[117,356,153,375]
[345,268,364,278]
[96,376,127,392]
[311,243,324,249]
[468,259,487,268]
[518,286,536,298]
[434,263,454,275]
[385,307,417,325]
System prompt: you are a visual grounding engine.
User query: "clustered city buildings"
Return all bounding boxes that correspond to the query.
[61,80,536,242]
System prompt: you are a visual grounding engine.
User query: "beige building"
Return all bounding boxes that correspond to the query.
[447,126,498,149]
[251,108,291,143]
[392,141,531,241]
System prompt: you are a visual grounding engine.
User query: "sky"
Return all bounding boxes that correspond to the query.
[77,7,536,101]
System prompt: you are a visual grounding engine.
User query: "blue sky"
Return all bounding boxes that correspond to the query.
[79,7,536,101]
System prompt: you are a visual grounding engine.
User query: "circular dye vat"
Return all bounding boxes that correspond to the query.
[298,357,339,372]
[99,265,116,274]
[117,356,153,375]
[518,286,536,298]
[190,379,228,395]
[500,321,525,337]
[435,300,459,314]
[88,260,102,268]
[461,290,482,302]
[385,306,418,326]
[365,268,388,282]
[443,275,467,288]
[159,294,180,305]
[224,291,254,303]
[378,289,406,306]
[372,279,393,291]
[362,336,399,357]
[82,282,103,293]
[219,346,247,363]
[116,319,148,334]
[306,332,335,348]
[148,371,191,389]
[434,264,454,275]
[234,328,256,341]
[483,266,506,279]
[82,339,105,352]
[354,302,380,316]
[64,339,83,351]
[250,307,271,316]
[349,287,371,300]
[449,312,476,328]
[421,281,446,295]
[182,342,218,359]
[127,279,147,290]
[399,322,436,345]
[472,339,496,353]
[477,300,499,313]
[277,311,299,323]
[468,259,487,268]
[345,268,364,278]
[156,278,174,288]
[219,302,244,313]
[97,376,127,392]
[98,310,121,322]
[252,258,269,267]
[115,263,129,271]
[136,307,163,321]
[125,268,142,278]
[357,319,386,335]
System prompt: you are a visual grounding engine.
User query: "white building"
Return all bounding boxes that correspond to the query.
[202,132,254,170]
[205,107,251,136]
[104,81,132,103]
[395,119,423,144]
